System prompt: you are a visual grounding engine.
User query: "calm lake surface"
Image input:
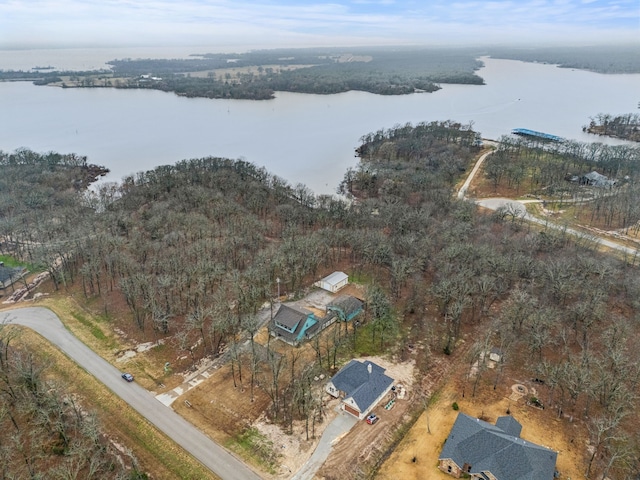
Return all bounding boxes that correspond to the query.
[1,52,639,195]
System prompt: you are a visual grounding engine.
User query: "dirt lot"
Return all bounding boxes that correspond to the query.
[252,355,416,478]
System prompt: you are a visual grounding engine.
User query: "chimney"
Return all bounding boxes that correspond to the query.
[367,363,372,375]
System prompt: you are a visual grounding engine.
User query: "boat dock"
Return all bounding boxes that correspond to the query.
[511,128,564,142]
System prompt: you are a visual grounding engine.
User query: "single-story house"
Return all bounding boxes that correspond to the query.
[269,304,318,346]
[439,413,557,479]
[314,271,349,293]
[325,359,394,419]
[580,171,616,188]
[326,295,364,322]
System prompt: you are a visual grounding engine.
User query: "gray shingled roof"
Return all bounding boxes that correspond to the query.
[496,415,522,437]
[331,360,393,413]
[440,413,557,480]
[332,360,384,393]
[583,171,611,187]
[349,371,393,412]
[272,304,312,330]
[327,295,363,319]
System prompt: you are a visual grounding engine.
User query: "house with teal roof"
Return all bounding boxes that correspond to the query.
[269,295,364,346]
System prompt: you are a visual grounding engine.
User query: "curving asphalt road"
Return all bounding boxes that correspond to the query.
[1,307,262,480]
[459,143,638,258]
[475,197,639,256]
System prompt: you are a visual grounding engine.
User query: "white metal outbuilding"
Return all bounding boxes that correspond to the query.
[315,271,348,293]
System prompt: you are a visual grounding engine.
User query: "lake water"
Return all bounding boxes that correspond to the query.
[1,51,639,195]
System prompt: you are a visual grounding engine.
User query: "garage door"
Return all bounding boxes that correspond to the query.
[343,404,360,418]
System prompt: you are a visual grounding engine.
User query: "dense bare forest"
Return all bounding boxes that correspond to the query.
[2,120,640,478]
[0,324,143,478]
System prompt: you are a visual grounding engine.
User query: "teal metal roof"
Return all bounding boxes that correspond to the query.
[512,128,564,142]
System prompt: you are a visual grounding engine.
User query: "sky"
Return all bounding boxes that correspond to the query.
[0,0,638,50]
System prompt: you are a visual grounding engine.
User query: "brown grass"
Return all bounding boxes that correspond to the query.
[377,366,584,480]
[3,324,218,480]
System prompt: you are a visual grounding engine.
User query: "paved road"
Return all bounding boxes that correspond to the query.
[1,307,262,480]
[458,143,638,259]
[476,198,639,257]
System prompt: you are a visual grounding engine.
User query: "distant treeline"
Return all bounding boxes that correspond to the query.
[0,47,484,99]
[487,45,640,74]
[109,47,484,99]
[3,45,638,99]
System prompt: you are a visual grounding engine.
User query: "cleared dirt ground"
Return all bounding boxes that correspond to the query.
[315,355,417,480]
[376,365,585,480]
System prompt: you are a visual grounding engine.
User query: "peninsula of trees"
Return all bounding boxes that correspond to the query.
[4,47,483,99]
[584,113,640,142]
[2,45,639,100]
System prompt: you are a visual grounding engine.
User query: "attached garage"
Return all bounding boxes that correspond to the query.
[344,404,360,417]
[325,360,394,420]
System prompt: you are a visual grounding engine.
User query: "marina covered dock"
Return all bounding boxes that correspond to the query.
[512,128,564,142]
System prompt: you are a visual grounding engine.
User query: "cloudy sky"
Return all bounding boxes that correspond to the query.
[1,0,638,49]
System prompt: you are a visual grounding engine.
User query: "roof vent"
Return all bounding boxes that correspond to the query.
[367,363,372,374]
